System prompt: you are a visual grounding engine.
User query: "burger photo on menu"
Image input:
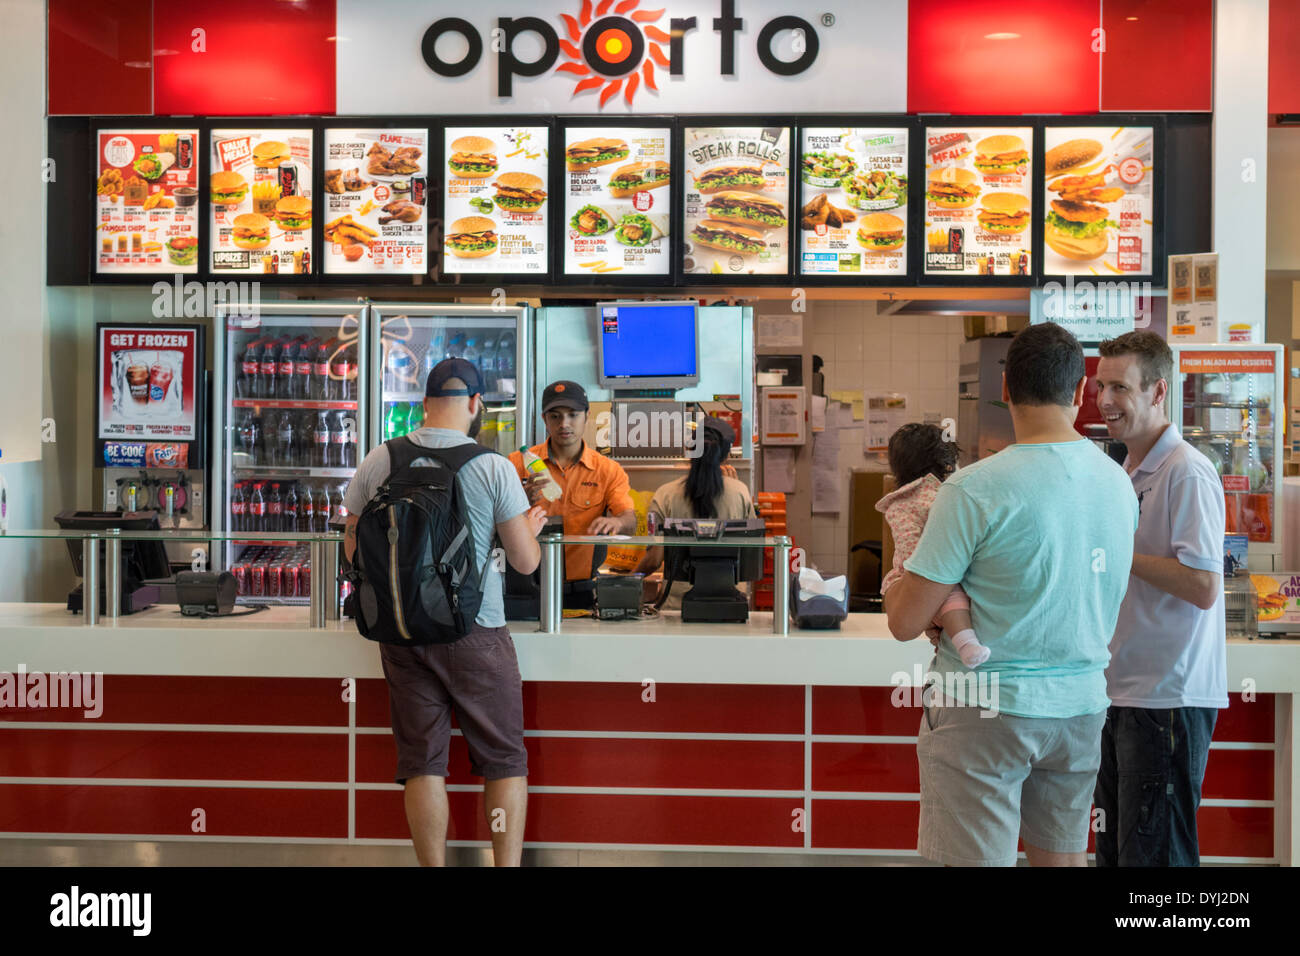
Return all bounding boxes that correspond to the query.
[1042,129,1154,274]
[857,212,905,252]
[210,170,248,207]
[275,195,312,231]
[494,172,548,213]
[448,136,498,178]
[231,213,271,249]
[691,219,766,256]
[607,161,670,198]
[253,140,289,168]
[926,167,980,208]
[704,191,787,230]
[978,192,1030,236]
[972,134,1029,175]
[446,216,499,258]
[566,138,629,171]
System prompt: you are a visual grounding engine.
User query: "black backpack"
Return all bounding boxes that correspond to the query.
[346,437,494,645]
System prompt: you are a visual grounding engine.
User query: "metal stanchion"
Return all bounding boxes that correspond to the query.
[104,532,121,622]
[309,540,326,629]
[538,534,564,634]
[82,534,99,627]
[771,536,791,636]
[323,539,341,623]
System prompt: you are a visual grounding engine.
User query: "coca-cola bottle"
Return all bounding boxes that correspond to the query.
[299,481,315,532]
[240,339,261,398]
[315,484,332,533]
[343,415,357,468]
[238,411,257,463]
[267,482,284,533]
[258,337,279,399]
[283,483,299,531]
[294,337,314,399]
[249,482,267,533]
[312,410,331,468]
[335,482,349,524]
[313,339,332,400]
[332,342,354,402]
[330,411,348,469]
[277,336,296,400]
[276,410,296,468]
[230,482,247,533]
[259,415,275,467]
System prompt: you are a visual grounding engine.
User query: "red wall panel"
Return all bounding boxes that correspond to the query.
[1213,693,1274,743]
[48,0,152,115]
[0,729,347,782]
[152,0,336,116]
[1269,1,1300,113]
[811,799,919,850]
[1198,805,1274,859]
[812,686,923,736]
[908,0,1100,114]
[1100,0,1213,111]
[0,675,348,726]
[811,743,919,793]
[0,785,346,838]
[1201,748,1273,801]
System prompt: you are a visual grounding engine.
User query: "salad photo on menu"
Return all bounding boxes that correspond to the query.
[923,126,1032,277]
[210,129,314,275]
[799,128,908,276]
[443,125,549,275]
[682,126,790,276]
[96,129,200,274]
[323,128,428,275]
[563,126,671,277]
[1042,127,1155,276]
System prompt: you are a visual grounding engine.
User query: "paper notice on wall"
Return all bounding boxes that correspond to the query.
[812,427,842,513]
[757,313,803,348]
[866,392,908,451]
[763,446,797,494]
[810,393,827,432]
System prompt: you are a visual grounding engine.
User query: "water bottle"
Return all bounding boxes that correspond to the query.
[421,337,440,391]
[446,333,465,359]
[497,331,516,379]
[384,345,412,395]
[480,333,497,375]
[462,337,480,370]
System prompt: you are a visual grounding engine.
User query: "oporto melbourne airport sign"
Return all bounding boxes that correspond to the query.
[335,0,908,114]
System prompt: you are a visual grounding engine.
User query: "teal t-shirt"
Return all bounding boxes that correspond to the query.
[903,439,1138,718]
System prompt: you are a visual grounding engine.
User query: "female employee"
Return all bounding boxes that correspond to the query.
[635,416,755,608]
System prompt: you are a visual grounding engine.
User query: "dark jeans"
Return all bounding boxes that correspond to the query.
[1094,705,1218,866]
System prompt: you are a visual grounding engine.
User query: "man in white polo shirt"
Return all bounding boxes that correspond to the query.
[1093,330,1227,866]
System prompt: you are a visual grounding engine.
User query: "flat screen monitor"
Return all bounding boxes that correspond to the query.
[596,300,700,390]
[53,510,172,581]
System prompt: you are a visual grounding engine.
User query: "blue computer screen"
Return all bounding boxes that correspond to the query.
[600,303,697,379]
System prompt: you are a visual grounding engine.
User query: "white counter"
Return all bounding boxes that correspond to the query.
[2,602,1297,689]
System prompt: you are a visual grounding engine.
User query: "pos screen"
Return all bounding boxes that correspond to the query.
[597,300,700,389]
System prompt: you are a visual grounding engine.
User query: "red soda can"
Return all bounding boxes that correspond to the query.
[268,562,283,597]
[283,562,300,598]
[412,176,427,207]
[300,251,311,275]
[250,561,266,596]
[948,227,964,255]
[232,562,248,595]
[300,563,311,597]
[177,135,193,170]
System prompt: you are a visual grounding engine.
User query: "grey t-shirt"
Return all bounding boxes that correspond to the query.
[343,427,530,627]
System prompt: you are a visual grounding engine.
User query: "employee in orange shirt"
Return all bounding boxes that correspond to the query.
[508,380,635,608]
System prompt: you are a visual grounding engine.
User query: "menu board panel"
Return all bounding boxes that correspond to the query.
[96,129,200,275]
[682,126,791,276]
[1043,126,1155,276]
[923,125,1032,277]
[562,126,672,278]
[97,325,199,441]
[442,125,549,276]
[322,128,428,275]
[799,127,908,277]
[209,129,314,276]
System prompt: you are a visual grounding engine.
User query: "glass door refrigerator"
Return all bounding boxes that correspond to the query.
[212,301,369,604]
[367,303,533,456]
[1169,343,1285,572]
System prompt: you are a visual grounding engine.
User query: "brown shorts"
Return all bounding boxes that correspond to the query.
[378,625,528,784]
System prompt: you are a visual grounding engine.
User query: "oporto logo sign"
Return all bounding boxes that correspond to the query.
[421,0,821,106]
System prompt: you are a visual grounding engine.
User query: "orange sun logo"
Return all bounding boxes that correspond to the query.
[556,0,668,107]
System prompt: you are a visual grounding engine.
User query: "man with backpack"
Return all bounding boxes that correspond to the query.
[343,358,547,866]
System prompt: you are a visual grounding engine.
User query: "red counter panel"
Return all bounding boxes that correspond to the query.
[810,799,920,851]
[812,686,923,736]
[811,742,919,794]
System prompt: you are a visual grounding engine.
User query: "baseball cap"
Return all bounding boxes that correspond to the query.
[426,358,485,398]
[691,415,735,453]
[541,380,589,414]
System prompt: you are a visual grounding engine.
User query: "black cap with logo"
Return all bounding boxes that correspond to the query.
[541,380,589,414]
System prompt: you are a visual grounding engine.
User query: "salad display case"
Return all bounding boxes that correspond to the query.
[1169,344,1285,570]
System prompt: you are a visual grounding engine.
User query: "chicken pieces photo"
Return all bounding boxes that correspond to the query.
[378,199,423,225]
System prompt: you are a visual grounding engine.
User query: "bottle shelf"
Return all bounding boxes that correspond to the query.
[233,466,356,479]
[233,399,358,411]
